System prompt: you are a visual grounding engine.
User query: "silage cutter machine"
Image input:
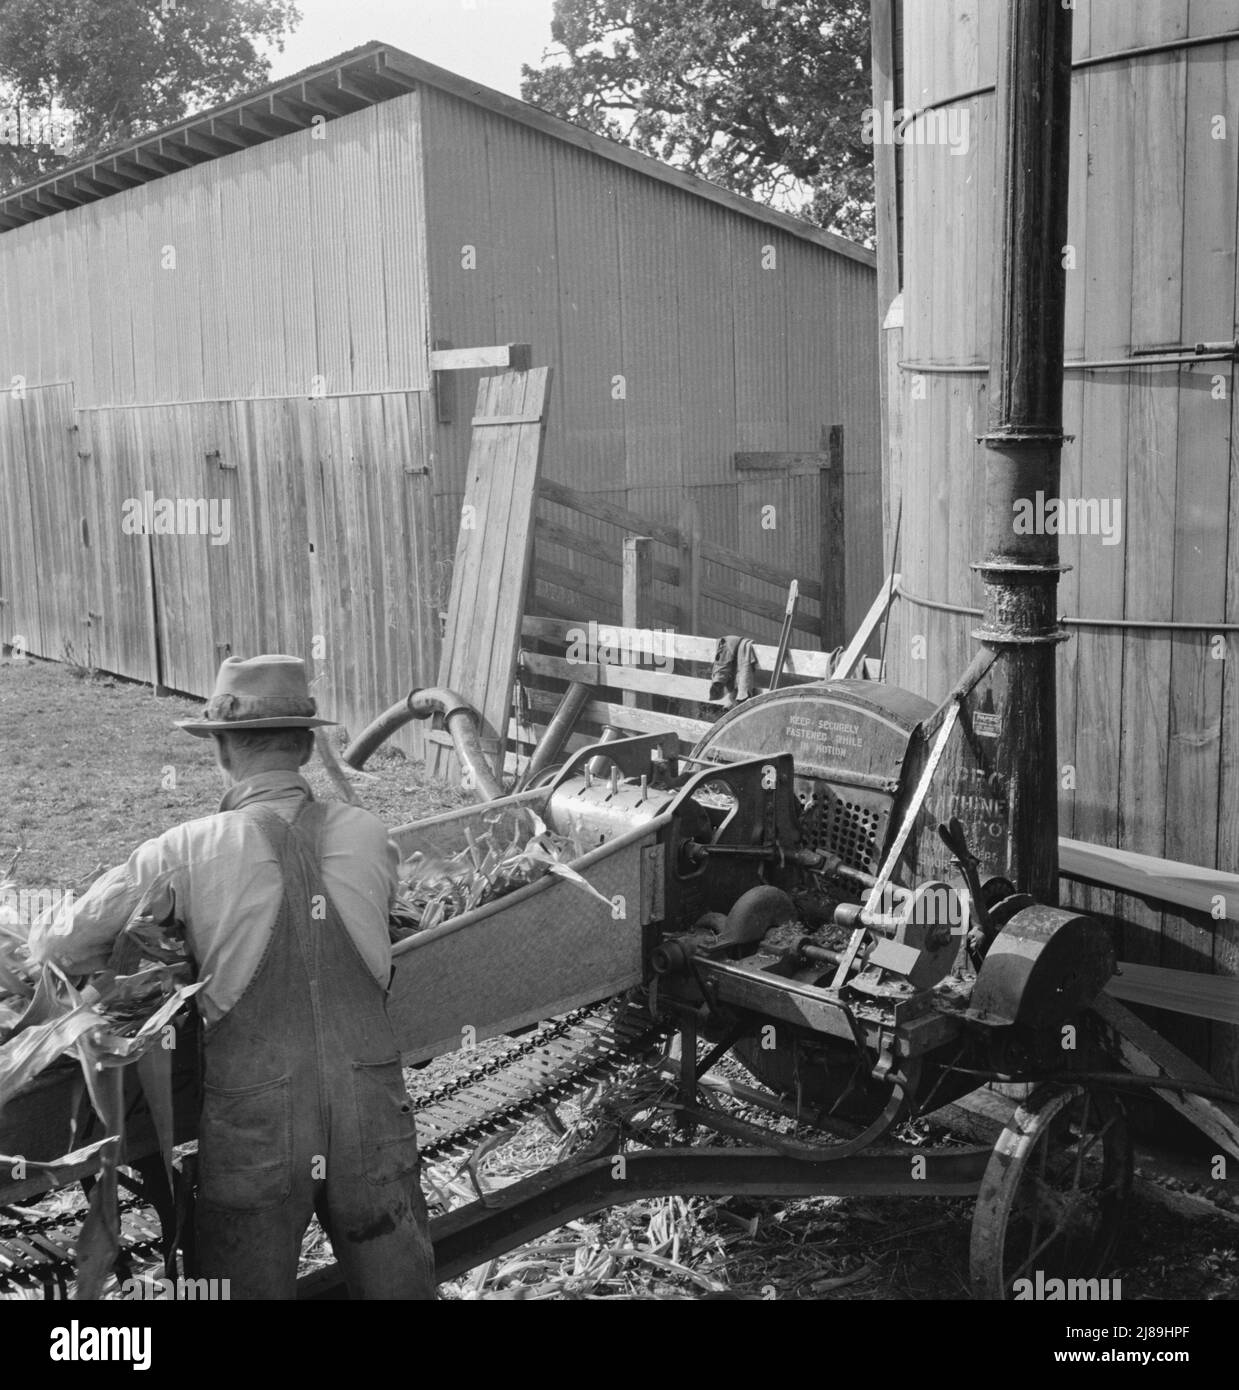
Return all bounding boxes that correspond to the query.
[0,675,1136,1301]
[349,673,1129,1301]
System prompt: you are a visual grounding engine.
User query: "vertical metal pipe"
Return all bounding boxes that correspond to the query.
[972,0,1074,902]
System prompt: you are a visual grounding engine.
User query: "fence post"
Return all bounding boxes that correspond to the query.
[622,534,653,709]
[678,495,702,635]
[819,425,846,649]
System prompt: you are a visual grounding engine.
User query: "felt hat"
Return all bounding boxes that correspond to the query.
[176,654,336,737]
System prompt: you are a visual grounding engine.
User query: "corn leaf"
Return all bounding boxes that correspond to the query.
[72,1042,123,1301]
[0,1000,103,1111]
[0,1135,118,1183]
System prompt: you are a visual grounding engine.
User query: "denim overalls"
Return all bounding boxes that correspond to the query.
[194,800,436,1299]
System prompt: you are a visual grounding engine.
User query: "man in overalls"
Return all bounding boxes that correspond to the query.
[32,654,436,1300]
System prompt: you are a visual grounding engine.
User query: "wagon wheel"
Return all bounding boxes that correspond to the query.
[970,1084,1132,1301]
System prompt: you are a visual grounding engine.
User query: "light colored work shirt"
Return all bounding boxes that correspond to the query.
[29,771,399,1026]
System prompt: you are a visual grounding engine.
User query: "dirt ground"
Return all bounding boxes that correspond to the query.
[2,653,1237,1300]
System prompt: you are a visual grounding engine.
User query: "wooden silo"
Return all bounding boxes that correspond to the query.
[875,0,1239,1083]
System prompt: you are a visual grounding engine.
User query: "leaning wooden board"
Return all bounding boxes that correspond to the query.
[430,367,553,783]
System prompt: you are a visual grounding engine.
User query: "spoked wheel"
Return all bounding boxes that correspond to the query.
[970,1084,1133,1300]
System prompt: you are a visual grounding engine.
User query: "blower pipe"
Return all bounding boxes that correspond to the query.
[342,688,504,802]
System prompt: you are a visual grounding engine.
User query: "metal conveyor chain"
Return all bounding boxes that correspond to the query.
[412,997,665,1162]
[0,995,666,1295]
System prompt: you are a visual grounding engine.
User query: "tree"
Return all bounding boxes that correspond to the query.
[521,0,874,245]
[0,0,300,190]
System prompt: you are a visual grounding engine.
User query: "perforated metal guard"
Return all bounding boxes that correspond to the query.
[797,783,892,875]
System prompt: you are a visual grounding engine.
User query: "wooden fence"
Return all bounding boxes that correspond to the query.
[530,474,844,646]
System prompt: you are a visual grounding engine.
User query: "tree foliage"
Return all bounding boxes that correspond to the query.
[521,0,874,245]
[0,0,300,189]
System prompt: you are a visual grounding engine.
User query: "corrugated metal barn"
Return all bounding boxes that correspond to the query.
[0,41,880,742]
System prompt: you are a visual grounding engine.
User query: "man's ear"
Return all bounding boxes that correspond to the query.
[212,734,231,773]
[299,731,316,768]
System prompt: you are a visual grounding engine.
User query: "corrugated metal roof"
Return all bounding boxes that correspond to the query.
[0,41,874,266]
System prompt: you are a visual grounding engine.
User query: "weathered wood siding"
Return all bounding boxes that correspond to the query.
[416,86,882,643]
[0,98,438,748]
[883,0,1239,1083]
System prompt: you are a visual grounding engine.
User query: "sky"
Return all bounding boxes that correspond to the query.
[264,0,561,98]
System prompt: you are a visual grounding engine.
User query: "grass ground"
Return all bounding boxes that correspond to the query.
[2,654,1237,1300]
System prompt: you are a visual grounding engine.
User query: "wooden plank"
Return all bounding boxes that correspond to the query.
[1106,962,1239,1026]
[430,344,532,372]
[1163,28,1235,1068]
[538,478,824,602]
[534,555,677,624]
[678,495,702,632]
[819,425,846,649]
[623,535,653,710]
[1069,47,1133,975]
[433,368,553,782]
[522,688,712,747]
[522,650,715,705]
[834,574,901,679]
[1059,837,1239,918]
[1103,23,1183,1037]
[535,515,679,587]
[520,615,836,680]
[1093,996,1239,1161]
[427,722,594,756]
[870,0,901,315]
[530,587,619,625]
[1218,37,1239,1095]
[536,510,817,631]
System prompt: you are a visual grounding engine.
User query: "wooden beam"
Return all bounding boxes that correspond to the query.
[266,95,314,130]
[376,57,421,92]
[622,536,654,710]
[432,369,554,783]
[29,188,77,212]
[820,424,846,649]
[336,68,391,102]
[82,162,140,190]
[678,497,702,633]
[834,573,901,679]
[533,572,677,627]
[1059,837,1239,918]
[538,478,823,602]
[71,173,121,199]
[1093,996,1239,1160]
[318,79,368,114]
[1106,962,1239,1025]
[521,615,836,681]
[522,650,715,705]
[206,119,255,150]
[178,127,235,157]
[523,688,711,748]
[123,146,179,175]
[430,344,533,372]
[237,106,292,138]
[155,139,199,168]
